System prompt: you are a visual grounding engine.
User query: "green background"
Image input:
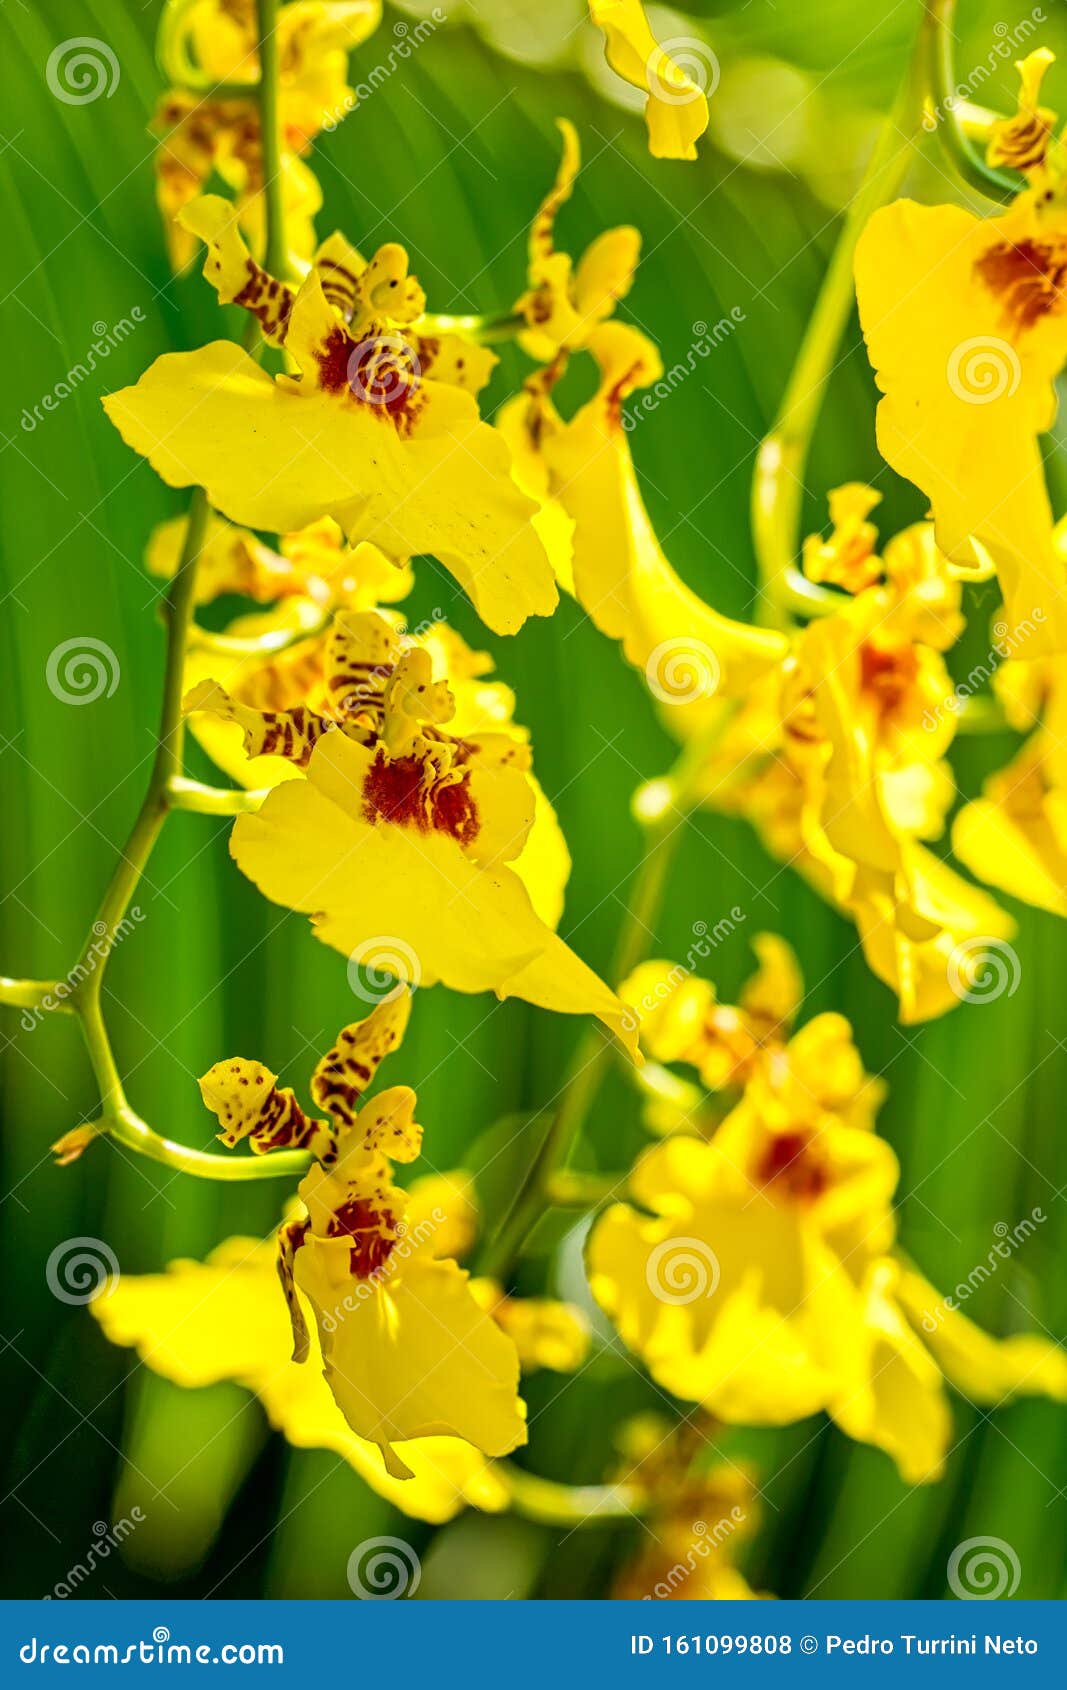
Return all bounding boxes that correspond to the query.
[1,0,1065,1599]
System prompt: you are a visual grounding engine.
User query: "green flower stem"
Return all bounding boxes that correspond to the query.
[479,804,689,1281]
[420,310,527,345]
[502,1464,646,1525]
[924,0,1018,204]
[0,978,69,1013]
[255,0,289,281]
[0,6,304,1184]
[752,16,931,623]
[168,777,270,815]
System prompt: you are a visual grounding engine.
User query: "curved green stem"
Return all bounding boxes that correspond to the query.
[752,17,931,621]
[502,1464,646,1525]
[924,0,1018,204]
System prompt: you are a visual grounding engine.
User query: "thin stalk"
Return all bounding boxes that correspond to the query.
[479,812,687,1280]
[924,0,1018,204]
[255,0,289,280]
[752,19,930,620]
[168,778,270,815]
[502,1464,646,1525]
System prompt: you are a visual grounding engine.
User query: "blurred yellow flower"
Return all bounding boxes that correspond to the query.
[104,198,557,636]
[154,0,380,269]
[954,654,1067,917]
[589,1085,1067,1482]
[588,1,710,161]
[855,53,1067,655]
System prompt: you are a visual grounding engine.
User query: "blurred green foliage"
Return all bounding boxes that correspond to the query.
[1,0,1065,1600]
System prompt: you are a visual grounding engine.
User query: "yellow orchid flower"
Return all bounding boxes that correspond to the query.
[588,2,710,162]
[104,197,557,637]
[624,935,884,1133]
[611,1432,765,1599]
[194,990,530,1478]
[954,654,1067,916]
[986,47,1058,174]
[516,119,640,362]
[854,54,1067,655]
[498,126,785,710]
[92,1226,507,1524]
[623,933,804,1095]
[153,1,380,270]
[801,483,884,595]
[184,607,638,1052]
[471,1280,591,1374]
[588,1083,1067,1483]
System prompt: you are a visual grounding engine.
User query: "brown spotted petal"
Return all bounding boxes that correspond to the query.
[309,988,412,1136]
[199,1058,335,1160]
[183,677,335,767]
